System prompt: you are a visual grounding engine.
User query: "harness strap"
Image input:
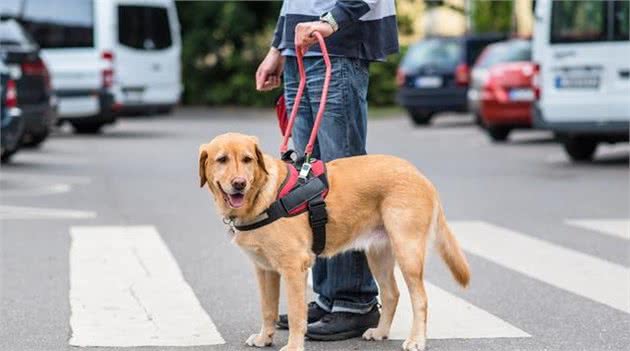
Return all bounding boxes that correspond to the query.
[308,197,327,255]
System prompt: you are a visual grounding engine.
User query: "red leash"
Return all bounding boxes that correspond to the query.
[279,31,331,161]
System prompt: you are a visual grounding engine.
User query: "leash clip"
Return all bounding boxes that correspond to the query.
[298,162,312,180]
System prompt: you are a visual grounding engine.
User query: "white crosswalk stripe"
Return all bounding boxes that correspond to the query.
[565,219,630,240]
[67,219,627,347]
[389,269,530,340]
[451,221,630,313]
[0,205,96,220]
[69,226,224,347]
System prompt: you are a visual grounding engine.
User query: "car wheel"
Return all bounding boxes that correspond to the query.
[1,147,19,163]
[563,137,597,162]
[71,121,105,134]
[22,130,49,148]
[409,111,433,126]
[487,126,510,142]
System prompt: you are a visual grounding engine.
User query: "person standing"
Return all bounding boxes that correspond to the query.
[255,0,398,341]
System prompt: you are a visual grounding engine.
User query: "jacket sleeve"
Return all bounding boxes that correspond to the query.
[271,1,288,48]
[271,15,285,48]
[329,0,377,30]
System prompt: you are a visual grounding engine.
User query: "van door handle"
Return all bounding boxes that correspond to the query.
[619,70,630,79]
[152,63,161,71]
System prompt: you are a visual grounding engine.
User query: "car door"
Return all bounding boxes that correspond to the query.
[114,0,180,105]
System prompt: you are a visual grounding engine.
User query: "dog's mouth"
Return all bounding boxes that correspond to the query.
[218,184,245,209]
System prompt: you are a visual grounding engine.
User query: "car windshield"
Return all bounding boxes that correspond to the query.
[0,19,35,48]
[401,39,461,72]
[1,0,94,48]
[475,40,531,68]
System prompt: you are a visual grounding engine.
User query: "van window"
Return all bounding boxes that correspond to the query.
[613,0,629,41]
[118,6,172,51]
[4,0,94,48]
[401,39,461,72]
[0,19,35,49]
[550,0,607,43]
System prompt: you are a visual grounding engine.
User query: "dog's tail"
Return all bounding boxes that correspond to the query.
[433,200,470,287]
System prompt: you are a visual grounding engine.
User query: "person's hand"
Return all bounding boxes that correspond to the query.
[256,47,285,91]
[294,21,334,52]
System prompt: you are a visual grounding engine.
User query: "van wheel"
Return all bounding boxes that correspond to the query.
[563,137,597,161]
[409,111,433,125]
[71,121,104,134]
[487,126,510,142]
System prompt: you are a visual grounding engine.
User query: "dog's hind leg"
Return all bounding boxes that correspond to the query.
[246,268,280,347]
[383,204,432,351]
[362,244,399,342]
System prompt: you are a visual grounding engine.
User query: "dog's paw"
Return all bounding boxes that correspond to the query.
[362,327,388,341]
[245,333,272,348]
[279,345,304,351]
[402,337,426,351]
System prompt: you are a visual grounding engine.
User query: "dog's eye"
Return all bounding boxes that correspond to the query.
[216,155,228,163]
[242,156,253,163]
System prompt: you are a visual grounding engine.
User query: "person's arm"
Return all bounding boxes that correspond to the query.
[327,0,377,31]
[256,3,287,91]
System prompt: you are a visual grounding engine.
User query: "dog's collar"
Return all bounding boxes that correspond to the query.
[230,159,329,255]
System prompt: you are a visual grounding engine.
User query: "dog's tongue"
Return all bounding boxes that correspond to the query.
[229,193,245,208]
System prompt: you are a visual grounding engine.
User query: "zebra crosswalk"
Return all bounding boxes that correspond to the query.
[67,219,629,348]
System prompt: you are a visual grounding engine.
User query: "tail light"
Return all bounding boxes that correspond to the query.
[455,63,470,86]
[101,50,114,89]
[396,68,406,87]
[532,62,541,100]
[6,79,18,108]
[22,58,51,90]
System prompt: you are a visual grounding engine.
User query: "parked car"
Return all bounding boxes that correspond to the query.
[469,38,535,141]
[533,0,629,161]
[1,57,24,162]
[4,0,182,134]
[0,17,55,147]
[396,34,505,125]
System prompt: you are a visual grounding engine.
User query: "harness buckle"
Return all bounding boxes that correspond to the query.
[298,162,312,180]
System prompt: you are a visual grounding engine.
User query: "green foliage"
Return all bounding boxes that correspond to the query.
[177,1,281,106]
[471,0,514,34]
[177,1,402,107]
[367,48,405,106]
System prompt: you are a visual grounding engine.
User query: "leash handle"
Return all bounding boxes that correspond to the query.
[280,31,331,160]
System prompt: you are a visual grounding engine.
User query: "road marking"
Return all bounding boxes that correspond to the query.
[451,221,630,313]
[0,172,91,184]
[69,226,224,347]
[389,269,529,340]
[565,219,630,240]
[0,205,96,220]
[1,183,72,197]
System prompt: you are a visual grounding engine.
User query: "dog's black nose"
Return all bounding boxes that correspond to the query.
[232,178,247,191]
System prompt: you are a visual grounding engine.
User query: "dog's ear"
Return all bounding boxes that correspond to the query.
[198,147,209,188]
[254,144,268,175]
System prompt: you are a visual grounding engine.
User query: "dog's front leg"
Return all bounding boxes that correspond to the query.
[246,267,280,347]
[279,267,308,351]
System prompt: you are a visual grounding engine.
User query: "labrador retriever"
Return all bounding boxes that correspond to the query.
[199,133,470,351]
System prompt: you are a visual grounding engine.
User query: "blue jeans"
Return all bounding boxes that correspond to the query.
[283,56,378,314]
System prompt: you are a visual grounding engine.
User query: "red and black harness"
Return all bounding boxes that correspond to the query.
[232,33,332,255]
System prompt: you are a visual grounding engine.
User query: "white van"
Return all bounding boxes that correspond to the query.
[5,0,182,133]
[532,0,629,161]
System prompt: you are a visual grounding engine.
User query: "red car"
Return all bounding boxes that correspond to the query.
[468,39,534,141]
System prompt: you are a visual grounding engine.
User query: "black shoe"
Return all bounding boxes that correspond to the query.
[276,301,329,330]
[306,305,380,341]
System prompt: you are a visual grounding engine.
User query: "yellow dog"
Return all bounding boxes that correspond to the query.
[199,133,470,351]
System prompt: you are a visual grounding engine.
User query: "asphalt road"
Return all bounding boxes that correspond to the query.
[1,108,629,351]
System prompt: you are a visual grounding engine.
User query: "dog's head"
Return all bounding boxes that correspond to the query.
[199,133,268,216]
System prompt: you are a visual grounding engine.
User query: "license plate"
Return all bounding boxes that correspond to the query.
[415,76,442,88]
[554,67,601,89]
[508,88,535,101]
